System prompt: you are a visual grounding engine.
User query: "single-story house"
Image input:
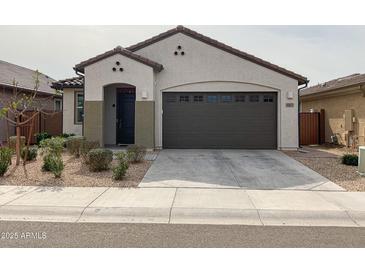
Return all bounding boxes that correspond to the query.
[0,60,62,144]
[53,25,307,150]
[301,73,365,147]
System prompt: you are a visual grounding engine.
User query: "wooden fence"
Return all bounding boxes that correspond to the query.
[299,109,325,145]
[20,111,63,144]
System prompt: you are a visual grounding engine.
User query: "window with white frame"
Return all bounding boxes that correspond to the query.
[75,91,84,124]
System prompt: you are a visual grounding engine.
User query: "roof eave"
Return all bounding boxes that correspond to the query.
[74,49,163,73]
[301,84,365,98]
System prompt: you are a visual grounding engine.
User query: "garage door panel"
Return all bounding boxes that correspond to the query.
[163,92,277,149]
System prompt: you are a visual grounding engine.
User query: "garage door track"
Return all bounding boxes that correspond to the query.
[140,150,344,190]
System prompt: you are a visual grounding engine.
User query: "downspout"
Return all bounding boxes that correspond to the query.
[297,80,309,149]
[74,68,85,136]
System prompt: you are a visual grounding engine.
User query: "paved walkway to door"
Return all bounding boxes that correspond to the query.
[139,150,344,190]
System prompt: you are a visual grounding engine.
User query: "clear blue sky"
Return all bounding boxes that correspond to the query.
[0,25,364,86]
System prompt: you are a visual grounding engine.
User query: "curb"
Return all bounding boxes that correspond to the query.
[0,205,84,222]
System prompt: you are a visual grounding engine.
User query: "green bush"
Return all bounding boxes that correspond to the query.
[40,137,65,156]
[44,154,64,178]
[87,148,113,172]
[113,152,130,180]
[9,136,26,152]
[341,154,358,166]
[0,147,12,176]
[35,132,51,145]
[80,140,99,163]
[65,136,85,157]
[42,154,52,171]
[20,146,38,161]
[126,144,147,163]
[60,133,76,139]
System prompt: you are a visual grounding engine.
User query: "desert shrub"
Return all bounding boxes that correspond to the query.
[80,140,100,163]
[35,132,51,145]
[40,137,65,176]
[87,148,113,172]
[9,136,26,152]
[341,154,358,166]
[126,144,146,163]
[0,147,12,176]
[112,152,130,180]
[44,154,64,178]
[65,136,85,157]
[20,146,38,161]
[42,154,53,171]
[40,137,65,156]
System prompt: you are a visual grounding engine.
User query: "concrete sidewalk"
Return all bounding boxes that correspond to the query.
[0,185,364,227]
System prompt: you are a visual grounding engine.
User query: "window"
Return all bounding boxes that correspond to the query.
[249,95,260,102]
[221,95,232,103]
[75,91,84,124]
[54,98,62,111]
[263,95,274,102]
[207,95,218,103]
[235,95,245,102]
[179,95,189,102]
[193,95,204,102]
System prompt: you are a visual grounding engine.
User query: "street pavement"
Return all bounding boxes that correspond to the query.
[0,221,364,247]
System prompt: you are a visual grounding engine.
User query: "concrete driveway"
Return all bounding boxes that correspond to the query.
[140,150,344,190]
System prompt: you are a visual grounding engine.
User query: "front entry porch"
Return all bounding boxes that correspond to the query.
[83,83,155,149]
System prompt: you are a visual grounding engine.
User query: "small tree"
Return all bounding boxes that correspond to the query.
[0,71,60,165]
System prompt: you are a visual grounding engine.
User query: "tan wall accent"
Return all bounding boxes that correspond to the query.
[135,101,155,148]
[84,101,103,145]
[302,91,365,146]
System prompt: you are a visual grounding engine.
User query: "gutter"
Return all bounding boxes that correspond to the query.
[297,80,309,149]
[74,68,85,136]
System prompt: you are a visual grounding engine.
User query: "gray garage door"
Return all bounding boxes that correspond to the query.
[162,92,277,149]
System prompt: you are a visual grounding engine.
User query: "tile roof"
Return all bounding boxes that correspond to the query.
[52,76,84,90]
[301,73,365,96]
[126,25,308,85]
[0,59,57,94]
[74,46,163,73]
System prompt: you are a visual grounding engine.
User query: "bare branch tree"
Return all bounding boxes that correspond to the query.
[0,70,61,165]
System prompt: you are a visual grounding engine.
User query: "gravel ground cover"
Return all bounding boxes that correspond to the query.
[0,153,151,188]
[284,146,365,191]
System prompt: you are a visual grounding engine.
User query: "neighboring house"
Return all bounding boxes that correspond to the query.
[55,25,307,150]
[0,60,61,144]
[301,73,365,147]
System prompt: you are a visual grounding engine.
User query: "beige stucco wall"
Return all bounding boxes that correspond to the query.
[62,88,83,136]
[84,55,154,101]
[301,90,365,146]
[135,32,300,150]
[82,32,301,149]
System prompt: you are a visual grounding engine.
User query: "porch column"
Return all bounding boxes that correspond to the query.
[84,101,104,146]
[135,101,155,149]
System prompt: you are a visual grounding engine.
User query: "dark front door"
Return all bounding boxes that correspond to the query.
[116,88,136,145]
